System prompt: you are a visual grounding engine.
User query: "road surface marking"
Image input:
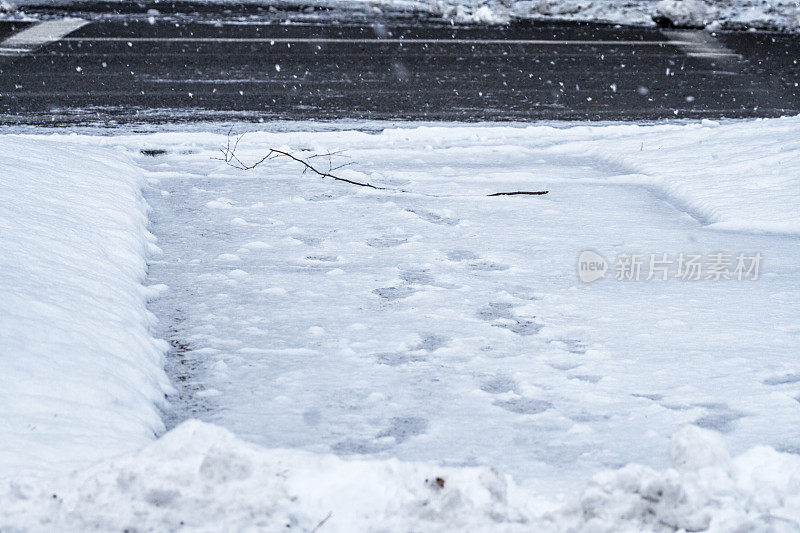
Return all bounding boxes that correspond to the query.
[661,30,742,61]
[60,36,695,46]
[0,19,89,55]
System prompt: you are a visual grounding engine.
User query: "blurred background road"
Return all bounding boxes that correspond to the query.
[0,4,798,125]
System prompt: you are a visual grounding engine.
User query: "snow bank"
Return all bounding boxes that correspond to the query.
[439,3,511,24]
[655,0,717,28]
[0,135,172,478]
[532,116,800,235]
[2,421,799,531]
[0,420,527,532]
[8,0,800,31]
[432,0,800,29]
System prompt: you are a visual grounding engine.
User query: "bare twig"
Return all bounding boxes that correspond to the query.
[215,130,550,198]
[487,191,549,196]
[214,131,383,190]
[268,148,383,189]
[306,150,348,160]
[310,511,333,533]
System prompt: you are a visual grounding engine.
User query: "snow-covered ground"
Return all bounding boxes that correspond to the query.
[5,0,800,30]
[2,116,800,530]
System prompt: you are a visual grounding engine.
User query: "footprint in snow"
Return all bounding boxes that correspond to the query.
[693,411,745,434]
[366,235,409,248]
[446,249,480,262]
[375,417,428,444]
[548,361,583,371]
[467,260,510,272]
[405,207,459,226]
[331,438,393,455]
[477,302,542,336]
[692,402,746,433]
[305,254,340,263]
[763,372,800,386]
[477,302,516,321]
[631,393,663,401]
[480,375,518,394]
[568,374,602,384]
[332,417,428,454]
[375,351,427,366]
[548,338,588,355]
[302,409,322,426]
[375,334,445,366]
[569,411,610,423]
[307,191,348,202]
[373,285,416,301]
[411,334,450,352]
[500,319,543,336]
[290,234,323,247]
[399,269,435,285]
[494,398,552,415]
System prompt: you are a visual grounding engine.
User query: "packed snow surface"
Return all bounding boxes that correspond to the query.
[2,116,800,529]
[6,0,800,30]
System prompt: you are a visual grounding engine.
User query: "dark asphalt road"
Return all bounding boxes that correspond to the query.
[0,10,798,125]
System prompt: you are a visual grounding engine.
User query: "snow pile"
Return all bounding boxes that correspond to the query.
[654,0,717,28]
[0,0,18,15]
[438,3,511,24]
[551,426,800,531]
[0,135,172,478]
[2,421,800,531]
[6,0,800,30]
[0,420,529,532]
[520,0,653,25]
[423,0,800,29]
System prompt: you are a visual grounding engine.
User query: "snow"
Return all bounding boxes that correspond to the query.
[437,0,800,29]
[1,116,800,529]
[0,135,173,478]
[134,118,799,498]
[442,3,511,24]
[550,425,800,531]
[655,0,718,28]
[3,420,800,531]
[5,0,800,30]
[535,117,800,235]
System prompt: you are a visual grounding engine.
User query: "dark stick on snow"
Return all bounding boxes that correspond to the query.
[310,511,333,533]
[217,130,550,198]
[487,191,549,196]
[268,148,383,189]
[214,130,384,190]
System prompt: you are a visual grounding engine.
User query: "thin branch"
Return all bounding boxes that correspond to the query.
[306,150,349,160]
[269,148,383,190]
[310,511,333,533]
[213,131,383,189]
[329,161,356,172]
[487,191,549,196]
[215,130,550,198]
